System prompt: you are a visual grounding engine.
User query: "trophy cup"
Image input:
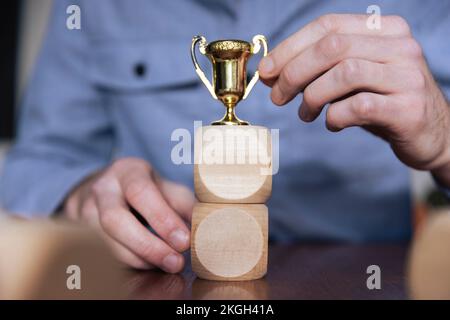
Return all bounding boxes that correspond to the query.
[190,35,268,125]
[190,35,273,281]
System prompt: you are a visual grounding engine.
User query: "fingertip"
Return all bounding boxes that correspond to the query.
[326,122,342,132]
[259,77,276,88]
[258,55,275,77]
[169,228,190,252]
[271,86,286,106]
[298,103,311,122]
[162,253,184,274]
[325,103,345,132]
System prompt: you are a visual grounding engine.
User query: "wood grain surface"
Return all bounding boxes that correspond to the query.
[194,125,272,203]
[190,203,268,281]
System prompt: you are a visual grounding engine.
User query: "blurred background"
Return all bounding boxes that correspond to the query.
[1,0,51,168]
[0,0,447,226]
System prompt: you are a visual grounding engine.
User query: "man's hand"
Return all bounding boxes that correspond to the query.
[63,158,195,272]
[259,14,450,186]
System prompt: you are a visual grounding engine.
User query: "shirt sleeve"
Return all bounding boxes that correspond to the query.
[0,0,113,217]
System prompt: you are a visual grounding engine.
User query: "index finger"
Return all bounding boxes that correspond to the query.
[259,14,411,81]
[93,180,184,273]
[120,169,191,253]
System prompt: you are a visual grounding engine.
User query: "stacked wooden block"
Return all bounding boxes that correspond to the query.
[191,125,272,281]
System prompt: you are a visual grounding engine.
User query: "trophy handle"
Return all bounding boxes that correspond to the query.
[243,34,268,100]
[191,36,217,100]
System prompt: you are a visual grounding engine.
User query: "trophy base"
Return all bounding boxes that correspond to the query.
[211,108,250,126]
[211,119,250,126]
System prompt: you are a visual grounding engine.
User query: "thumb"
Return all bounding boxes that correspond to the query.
[153,175,196,222]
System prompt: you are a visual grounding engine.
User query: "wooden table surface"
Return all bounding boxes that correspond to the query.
[124,244,409,300]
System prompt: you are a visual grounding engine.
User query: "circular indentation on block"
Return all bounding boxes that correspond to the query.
[195,126,272,202]
[199,165,268,201]
[195,208,263,278]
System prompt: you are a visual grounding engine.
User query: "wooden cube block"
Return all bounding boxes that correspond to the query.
[194,125,272,203]
[191,202,268,281]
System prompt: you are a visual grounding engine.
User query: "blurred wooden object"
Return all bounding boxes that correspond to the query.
[0,216,125,299]
[408,210,450,299]
[191,203,268,281]
[412,201,428,236]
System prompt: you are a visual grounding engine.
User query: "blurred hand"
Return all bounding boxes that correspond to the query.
[259,14,450,186]
[63,158,195,272]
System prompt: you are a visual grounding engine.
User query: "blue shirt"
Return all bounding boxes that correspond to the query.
[1,0,450,243]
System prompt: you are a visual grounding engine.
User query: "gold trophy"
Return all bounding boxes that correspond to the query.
[191,35,268,125]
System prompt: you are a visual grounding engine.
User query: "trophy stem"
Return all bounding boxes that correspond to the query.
[211,103,250,126]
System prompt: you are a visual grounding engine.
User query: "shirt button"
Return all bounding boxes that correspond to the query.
[134,63,146,77]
